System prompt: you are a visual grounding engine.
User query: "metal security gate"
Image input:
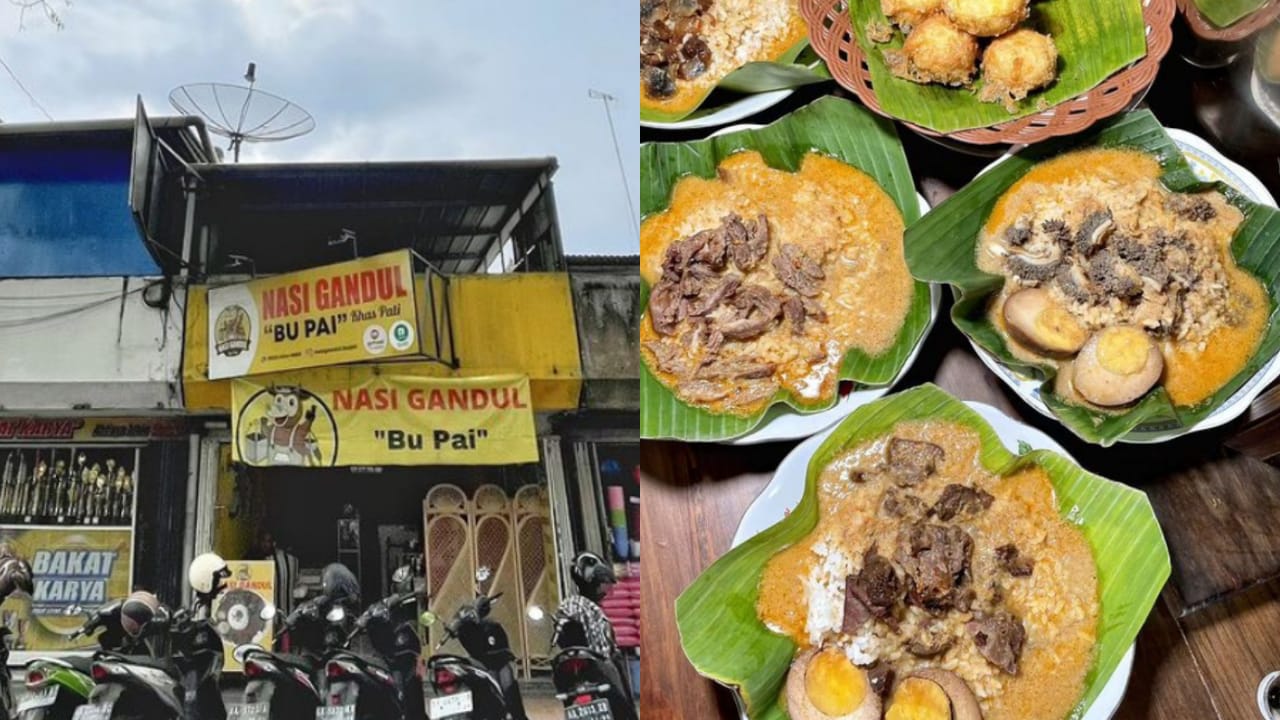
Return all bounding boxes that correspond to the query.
[423,483,559,677]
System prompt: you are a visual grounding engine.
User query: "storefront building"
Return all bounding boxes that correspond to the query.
[0,116,215,661]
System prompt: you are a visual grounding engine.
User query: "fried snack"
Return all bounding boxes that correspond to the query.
[979,29,1059,110]
[942,0,1028,37]
[886,14,979,87]
[880,0,943,31]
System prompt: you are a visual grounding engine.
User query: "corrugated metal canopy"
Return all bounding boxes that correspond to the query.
[195,158,558,275]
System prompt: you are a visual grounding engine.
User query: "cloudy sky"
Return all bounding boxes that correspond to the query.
[0,0,638,255]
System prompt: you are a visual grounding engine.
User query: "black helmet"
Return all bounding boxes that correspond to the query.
[571,552,616,601]
[321,563,360,605]
[120,591,161,638]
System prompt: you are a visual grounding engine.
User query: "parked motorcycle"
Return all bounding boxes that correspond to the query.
[549,614,632,720]
[233,563,358,720]
[16,653,94,720]
[169,553,232,720]
[75,591,186,720]
[425,567,527,720]
[320,564,425,720]
[0,546,35,716]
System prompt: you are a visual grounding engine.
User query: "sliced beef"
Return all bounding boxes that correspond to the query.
[678,262,718,297]
[881,487,928,519]
[1167,193,1217,222]
[689,228,727,269]
[886,438,945,487]
[930,484,994,521]
[841,579,874,633]
[967,611,1026,675]
[678,380,728,403]
[648,281,685,335]
[772,243,825,297]
[696,357,776,380]
[896,522,973,613]
[643,340,687,375]
[727,214,771,271]
[687,275,741,316]
[801,297,828,323]
[718,284,781,340]
[864,661,894,700]
[782,296,806,336]
[851,548,902,618]
[994,543,1034,577]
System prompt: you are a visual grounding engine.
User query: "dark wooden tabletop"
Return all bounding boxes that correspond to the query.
[640,17,1280,720]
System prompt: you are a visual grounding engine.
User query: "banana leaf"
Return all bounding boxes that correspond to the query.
[639,96,933,441]
[675,383,1170,720]
[640,39,829,124]
[847,0,1147,133]
[1194,0,1268,28]
[904,110,1280,445]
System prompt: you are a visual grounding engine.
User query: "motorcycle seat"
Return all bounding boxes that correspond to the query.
[329,650,391,674]
[64,655,96,675]
[97,652,181,679]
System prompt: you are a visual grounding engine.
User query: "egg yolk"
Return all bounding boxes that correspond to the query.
[886,677,951,720]
[805,649,867,716]
[1096,327,1152,375]
[1034,305,1086,351]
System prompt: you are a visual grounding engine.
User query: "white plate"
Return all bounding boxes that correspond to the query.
[642,87,797,131]
[729,401,1134,720]
[968,128,1280,443]
[428,690,473,718]
[700,124,941,445]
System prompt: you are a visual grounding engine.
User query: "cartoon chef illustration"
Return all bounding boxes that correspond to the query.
[253,386,323,466]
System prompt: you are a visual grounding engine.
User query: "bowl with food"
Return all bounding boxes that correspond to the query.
[905,110,1280,444]
[799,0,1175,144]
[676,384,1168,720]
[641,0,829,128]
[639,97,936,442]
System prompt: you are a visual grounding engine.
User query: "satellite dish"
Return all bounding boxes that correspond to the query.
[170,63,314,162]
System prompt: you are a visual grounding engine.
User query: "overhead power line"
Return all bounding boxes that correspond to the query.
[0,55,52,120]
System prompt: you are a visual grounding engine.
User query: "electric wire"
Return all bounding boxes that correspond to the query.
[0,55,51,120]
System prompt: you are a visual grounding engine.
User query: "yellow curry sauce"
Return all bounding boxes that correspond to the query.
[758,421,1098,720]
[640,151,914,416]
[979,148,1269,408]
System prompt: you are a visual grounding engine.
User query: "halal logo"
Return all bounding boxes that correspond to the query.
[214,305,252,357]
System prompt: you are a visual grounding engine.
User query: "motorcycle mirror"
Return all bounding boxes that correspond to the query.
[527,605,544,622]
[260,604,277,622]
[326,606,346,624]
[475,566,491,584]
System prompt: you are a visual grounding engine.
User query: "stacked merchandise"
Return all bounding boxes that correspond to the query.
[602,563,640,649]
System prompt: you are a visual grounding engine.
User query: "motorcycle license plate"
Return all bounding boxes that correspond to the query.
[230,702,271,719]
[315,706,355,720]
[566,698,614,720]
[428,691,474,718]
[16,686,58,712]
[72,703,113,720]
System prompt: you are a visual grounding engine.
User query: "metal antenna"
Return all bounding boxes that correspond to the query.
[170,63,314,162]
[588,89,639,243]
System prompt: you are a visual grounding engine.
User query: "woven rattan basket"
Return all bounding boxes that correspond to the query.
[1177,0,1280,42]
[801,0,1176,145]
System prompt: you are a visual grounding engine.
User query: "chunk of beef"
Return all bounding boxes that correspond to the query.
[967,611,1026,675]
[677,36,710,80]
[678,262,718,297]
[772,243,825,297]
[678,380,728,403]
[696,357,776,381]
[648,281,684,335]
[864,661,894,700]
[895,523,973,613]
[994,543,1034,577]
[851,548,902,617]
[687,275,741,316]
[801,297,828,323]
[841,579,874,633]
[1167,193,1217,222]
[930,484,994,521]
[642,66,676,99]
[688,228,727,269]
[1075,209,1115,256]
[881,487,928,519]
[886,438,945,487]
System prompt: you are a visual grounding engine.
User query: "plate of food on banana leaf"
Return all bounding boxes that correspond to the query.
[676,384,1168,720]
[904,110,1280,445]
[639,97,937,442]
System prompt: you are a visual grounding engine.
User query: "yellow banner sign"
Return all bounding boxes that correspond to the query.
[0,527,133,652]
[231,372,538,466]
[213,560,276,672]
[208,250,421,379]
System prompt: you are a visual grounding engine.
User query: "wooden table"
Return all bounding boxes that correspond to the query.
[641,23,1280,720]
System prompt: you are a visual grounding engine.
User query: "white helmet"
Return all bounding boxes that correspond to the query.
[188,552,230,596]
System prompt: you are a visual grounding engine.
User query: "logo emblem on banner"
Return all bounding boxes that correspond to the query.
[214,305,252,357]
[235,386,338,466]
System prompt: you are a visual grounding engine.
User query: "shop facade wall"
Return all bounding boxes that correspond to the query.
[0,277,185,410]
[568,260,639,411]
